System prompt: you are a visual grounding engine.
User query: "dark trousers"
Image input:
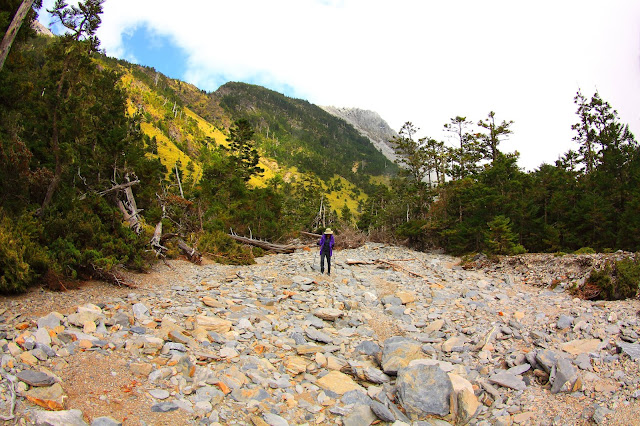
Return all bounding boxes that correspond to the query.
[320,250,331,274]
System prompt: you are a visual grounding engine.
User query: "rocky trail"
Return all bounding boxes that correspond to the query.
[1,244,640,425]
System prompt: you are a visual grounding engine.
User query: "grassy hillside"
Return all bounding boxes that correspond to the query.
[213,82,397,186]
[100,57,394,219]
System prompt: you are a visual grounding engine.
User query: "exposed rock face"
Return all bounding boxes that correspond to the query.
[321,106,399,164]
[32,20,54,37]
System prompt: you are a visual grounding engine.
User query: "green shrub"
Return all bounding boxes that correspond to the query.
[615,257,640,299]
[44,195,153,279]
[575,247,596,254]
[0,211,49,293]
[197,230,257,265]
[485,215,526,255]
[585,255,640,300]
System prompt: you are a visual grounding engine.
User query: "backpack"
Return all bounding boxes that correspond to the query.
[322,235,332,253]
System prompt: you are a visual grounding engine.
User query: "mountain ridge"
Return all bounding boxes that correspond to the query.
[321,106,399,165]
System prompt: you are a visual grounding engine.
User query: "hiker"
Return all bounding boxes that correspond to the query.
[318,228,335,275]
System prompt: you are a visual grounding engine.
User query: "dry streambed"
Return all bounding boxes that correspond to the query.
[0,245,639,425]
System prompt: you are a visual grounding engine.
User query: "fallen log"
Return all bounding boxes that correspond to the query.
[227,234,306,254]
[177,238,202,264]
[346,259,375,266]
[300,231,322,239]
[97,179,140,196]
[375,259,427,278]
[88,264,136,288]
[344,258,445,288]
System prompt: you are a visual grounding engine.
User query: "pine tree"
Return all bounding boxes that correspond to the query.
[227,119,264,181]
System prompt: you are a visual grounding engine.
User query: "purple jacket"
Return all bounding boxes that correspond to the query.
[318,234,334,256]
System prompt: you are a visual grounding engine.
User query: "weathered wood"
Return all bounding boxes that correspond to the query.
[0,370,16,421]
[98,179,140,196]
[227,234,306,253]
[375,259,427,278]
[300,231,322,239]
[177,239,202,264]
[89,264,136,288]
[345,258,444,288]
[346,259,374,266]
[150,220,168,256]
[0,0,35,72]
[120,175,142,234]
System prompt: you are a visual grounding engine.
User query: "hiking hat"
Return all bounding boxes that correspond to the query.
[324,228,333,234]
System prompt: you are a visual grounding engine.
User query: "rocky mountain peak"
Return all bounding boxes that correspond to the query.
[32,20,54,37]
[322,106,399,164]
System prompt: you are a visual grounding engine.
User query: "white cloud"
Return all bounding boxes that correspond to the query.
[40,0,640,170]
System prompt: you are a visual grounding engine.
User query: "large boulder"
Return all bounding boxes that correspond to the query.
[396,364,453,419]
[381,336,424,375]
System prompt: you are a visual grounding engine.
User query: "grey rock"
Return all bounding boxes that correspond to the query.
[363,367,390,384]
[291,275,313,285]
[290,332,307,345]
[355,340,381,356]
[381,336,423,375]
[263,412,289,426]
[551,358,580,394]
[34,328,51,346]
[16,370,56,387]
[151,402,179,412]
[111,312,130,327]
[91,417,122,426]
[506,363,530,376]
[32,409,88,426]
[488,371,527,391]
[388,402,411,423]
[163,342,187,353]
[381,296,403,306]
[207,331,226,344]
[305,328,333,344]
[194,385,223,403]
[305,314,326,329]
[557,315,575,329]
[593,406,613,425]
[132,302,149,319]
[343,404,377,426]
[341,389,372,406]
[617,341,640,360]
[149,389,170,400]
[31,347,49,361]
[370,401,395,422]
[37,313,61,330]
[535,349,560,373]
[385,305,408,319]
[396,364,453,419]
[574,353,593,371]
[321,107,399,164]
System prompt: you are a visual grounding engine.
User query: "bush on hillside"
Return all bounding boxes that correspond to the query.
[0,211,49,293]
[43,195,153,281]
[197,230,257,265]
[582,255,640,300]
[485,215,526,255]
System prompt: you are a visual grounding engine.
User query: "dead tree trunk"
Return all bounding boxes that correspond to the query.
[150,220,167,256]
[116,174,142,234]
[227,233,306,253]
[0,0,35,72]
[177,239,201,264]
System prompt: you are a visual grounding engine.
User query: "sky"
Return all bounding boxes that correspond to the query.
[39,0,640,171]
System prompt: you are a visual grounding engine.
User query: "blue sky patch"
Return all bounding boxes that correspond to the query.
[121,24,189,81]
